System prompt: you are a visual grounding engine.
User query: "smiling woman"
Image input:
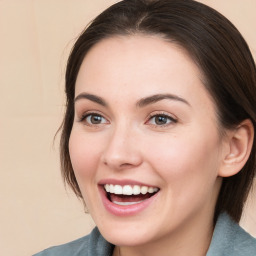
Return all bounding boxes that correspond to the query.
[34,0,256,255]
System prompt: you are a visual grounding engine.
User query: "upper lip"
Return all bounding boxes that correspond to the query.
[98,179,159,188]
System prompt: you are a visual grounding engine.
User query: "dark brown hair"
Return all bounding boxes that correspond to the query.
[60,0,256,222]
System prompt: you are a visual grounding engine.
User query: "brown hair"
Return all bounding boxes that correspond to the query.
[60,0,256,222]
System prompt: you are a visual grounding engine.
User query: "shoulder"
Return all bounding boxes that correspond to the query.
[33,227,114,256]
[33,235,89,256]
[207,212,256,256]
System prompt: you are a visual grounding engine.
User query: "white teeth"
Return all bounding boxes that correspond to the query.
[110,184,115,193]
[140,186,148,194]
[104,184,159,195]
[114,185,122,194]
[105,184,110,192]
[123,185,133,195]
[113,200,144,206]
[133,185,140,195]
[148,187,154,193]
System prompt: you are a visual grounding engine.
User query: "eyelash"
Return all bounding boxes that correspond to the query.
[146,112,177,127]
[79,112,108,126]
[78,111,177,128]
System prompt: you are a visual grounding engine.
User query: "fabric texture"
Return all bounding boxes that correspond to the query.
[33,213,256,256]
[33,227,114,256]
[207,213,256,255]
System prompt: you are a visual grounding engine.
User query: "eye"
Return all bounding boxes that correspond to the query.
[81,113,108,125]
[147,113,177,126]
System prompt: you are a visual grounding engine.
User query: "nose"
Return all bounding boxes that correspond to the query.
[101,124,143,170]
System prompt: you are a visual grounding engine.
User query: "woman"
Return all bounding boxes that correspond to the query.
[35,0,256,255]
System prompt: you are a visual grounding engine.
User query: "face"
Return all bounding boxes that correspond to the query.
[69,35,225,247]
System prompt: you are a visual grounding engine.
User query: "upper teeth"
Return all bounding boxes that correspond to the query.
[104,184,159,195]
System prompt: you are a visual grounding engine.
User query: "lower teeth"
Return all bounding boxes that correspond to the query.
[113,200,144,206]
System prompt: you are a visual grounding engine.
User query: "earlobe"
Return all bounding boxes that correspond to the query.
[218,119,254,177]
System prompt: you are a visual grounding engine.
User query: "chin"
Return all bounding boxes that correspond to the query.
[100,227,156,247]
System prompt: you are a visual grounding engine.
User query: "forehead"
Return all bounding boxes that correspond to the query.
[76,35,200,88]
[78,35,199,74]
[75,35,214,112]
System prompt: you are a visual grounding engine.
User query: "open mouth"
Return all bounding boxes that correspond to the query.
[103,184,159,206]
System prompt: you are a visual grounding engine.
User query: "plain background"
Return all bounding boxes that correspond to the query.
[0,1,255,255]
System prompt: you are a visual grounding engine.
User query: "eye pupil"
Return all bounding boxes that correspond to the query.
[155,115,168,125]
[90,115,102,124]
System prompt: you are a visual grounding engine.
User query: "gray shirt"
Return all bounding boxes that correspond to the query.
[34,213,256,256]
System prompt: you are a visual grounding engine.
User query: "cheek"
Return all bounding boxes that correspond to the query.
[69,130,102,182]
[145,132,221,194]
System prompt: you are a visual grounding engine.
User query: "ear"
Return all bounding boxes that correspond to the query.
[218,119,254,177]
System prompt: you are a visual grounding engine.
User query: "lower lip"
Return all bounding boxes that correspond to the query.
[98,186,159,216]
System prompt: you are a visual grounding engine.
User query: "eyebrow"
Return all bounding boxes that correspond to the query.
[74,93,108,107]
[74,92,190,108]
[136,93,190,107]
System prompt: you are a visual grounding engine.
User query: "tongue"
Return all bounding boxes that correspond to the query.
[109,193,152,203]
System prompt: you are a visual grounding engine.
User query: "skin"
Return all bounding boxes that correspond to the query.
[69,35,231,256]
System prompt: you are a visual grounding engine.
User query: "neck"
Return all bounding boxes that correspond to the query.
[113,211,214,256]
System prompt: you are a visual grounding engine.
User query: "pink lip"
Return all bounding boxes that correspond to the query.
[98,178,157,187]
[98,183,159,217]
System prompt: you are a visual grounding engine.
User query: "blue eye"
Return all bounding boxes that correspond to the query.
[82,113,108,125]
[148,114,177,126]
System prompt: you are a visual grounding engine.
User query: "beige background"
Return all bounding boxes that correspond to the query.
[0,1,255,255]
